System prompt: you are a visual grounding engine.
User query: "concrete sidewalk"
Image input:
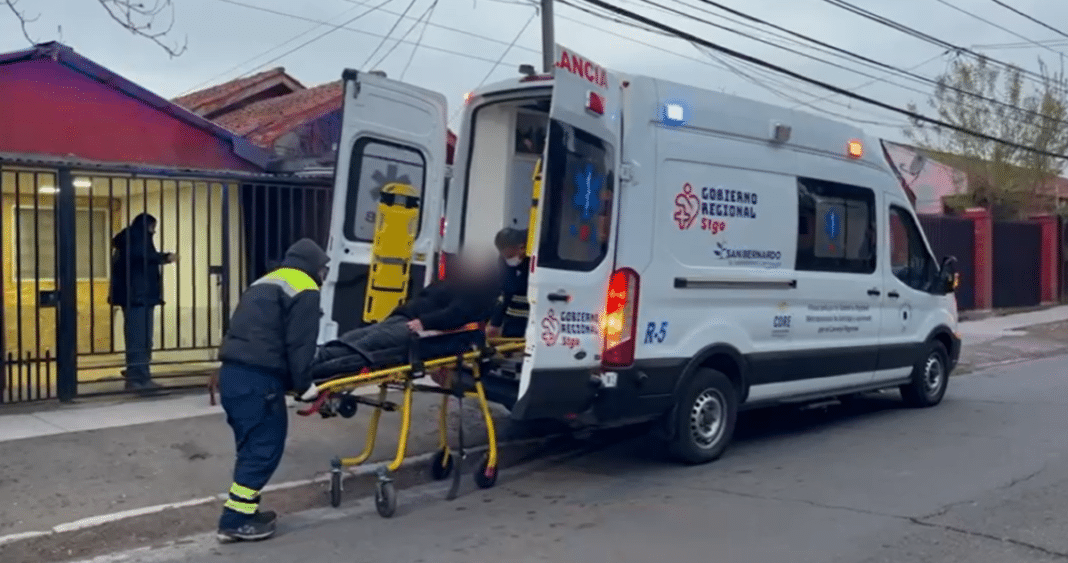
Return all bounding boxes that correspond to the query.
[1,305,1066,545]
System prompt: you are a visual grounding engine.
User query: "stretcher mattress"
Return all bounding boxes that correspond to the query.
[309,329,487,383]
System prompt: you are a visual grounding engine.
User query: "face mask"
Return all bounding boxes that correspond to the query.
[505,257,522,267]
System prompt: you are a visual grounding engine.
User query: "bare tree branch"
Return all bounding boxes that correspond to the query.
[3,0,186,56]
[96,0,187,57]
[3,0,39,44]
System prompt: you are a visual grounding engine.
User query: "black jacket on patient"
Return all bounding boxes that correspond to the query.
[310,275,500,381]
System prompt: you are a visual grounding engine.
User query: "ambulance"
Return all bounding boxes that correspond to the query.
[318,44,962,464]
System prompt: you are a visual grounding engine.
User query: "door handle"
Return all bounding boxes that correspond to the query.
[887,291,900,299]
[547,291,571,303]
[867,288,881,296]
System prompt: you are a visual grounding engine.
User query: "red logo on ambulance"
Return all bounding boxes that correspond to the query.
[556,49,608,89]
[541,309,560,347]
[674,183,700,230]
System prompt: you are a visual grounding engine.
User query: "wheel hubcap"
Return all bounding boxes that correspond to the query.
[689,389,726,448]
[923,353,944,396]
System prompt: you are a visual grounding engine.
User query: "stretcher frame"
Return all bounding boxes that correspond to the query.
[297,335,525,518]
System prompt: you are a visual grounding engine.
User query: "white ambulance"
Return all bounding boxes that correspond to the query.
[319,44,962,464]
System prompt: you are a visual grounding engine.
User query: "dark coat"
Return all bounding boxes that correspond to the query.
[391,277,500,332]
[109,213,166,308]
[218,238,330,394]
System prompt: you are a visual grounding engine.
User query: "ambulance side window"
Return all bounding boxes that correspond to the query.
[795,177,876,274]
[343,138,427,242]
[537,119,615,272]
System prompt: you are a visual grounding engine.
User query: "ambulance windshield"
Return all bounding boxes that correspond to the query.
[536,119,615,272]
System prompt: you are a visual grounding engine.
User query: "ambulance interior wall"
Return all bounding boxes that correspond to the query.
[463,100,548,256]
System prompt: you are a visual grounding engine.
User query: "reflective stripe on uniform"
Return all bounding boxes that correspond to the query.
[512,295,528,304]
[224,498,258,515]
[506,307,528,317]
[252,267,318,297]
[229,482,259,501]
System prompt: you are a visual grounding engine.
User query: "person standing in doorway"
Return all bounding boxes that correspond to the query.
[109,213,177,393]
[486,228,530,339]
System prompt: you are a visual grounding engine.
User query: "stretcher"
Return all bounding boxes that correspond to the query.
[297,326,524,518]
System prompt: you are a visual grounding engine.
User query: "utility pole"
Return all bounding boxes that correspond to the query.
[540,0,554,73]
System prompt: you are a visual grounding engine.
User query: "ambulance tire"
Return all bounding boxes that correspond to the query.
[669,368,738,465]
[899,340,949,408]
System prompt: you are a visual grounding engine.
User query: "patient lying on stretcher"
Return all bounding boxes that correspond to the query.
[309,254,502,382]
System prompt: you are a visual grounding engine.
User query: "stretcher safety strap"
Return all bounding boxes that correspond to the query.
[224,498,259,515]
[229,482,260,501]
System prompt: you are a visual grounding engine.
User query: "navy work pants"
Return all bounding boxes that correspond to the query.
[218,363,288,530]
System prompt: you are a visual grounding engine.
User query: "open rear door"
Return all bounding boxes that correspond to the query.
[513,45,625,421]
[319,70,448,343]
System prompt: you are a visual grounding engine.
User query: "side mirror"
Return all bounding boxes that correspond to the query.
[939,256,958,294]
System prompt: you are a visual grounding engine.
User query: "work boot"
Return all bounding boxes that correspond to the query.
[217,514,276,543]
[254,510,277,524]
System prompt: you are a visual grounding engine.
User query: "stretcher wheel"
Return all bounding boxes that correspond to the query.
[375,481,397,518]
[329,470,342,508]
[337,395,358,418]
[473,455,498,489]
[430,449,454,480]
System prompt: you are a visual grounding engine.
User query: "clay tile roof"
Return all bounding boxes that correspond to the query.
[172,67,304,118]
[215,80,344,148]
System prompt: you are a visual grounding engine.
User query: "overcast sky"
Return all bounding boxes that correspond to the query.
[4,0,1068,143]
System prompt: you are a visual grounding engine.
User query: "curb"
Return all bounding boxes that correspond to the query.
[0,436,548,549]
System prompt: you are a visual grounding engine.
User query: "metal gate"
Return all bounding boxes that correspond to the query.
[992,220,1042,309]
[1,157,331,404]
[918,214,976,310]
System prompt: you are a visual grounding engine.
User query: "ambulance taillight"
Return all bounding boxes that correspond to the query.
[586,91,605,116]
[601,268,640,368]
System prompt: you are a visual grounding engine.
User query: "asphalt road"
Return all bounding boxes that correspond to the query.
[89,355,1068,563]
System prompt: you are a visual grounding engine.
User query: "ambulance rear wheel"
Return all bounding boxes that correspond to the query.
[669,368,738,465]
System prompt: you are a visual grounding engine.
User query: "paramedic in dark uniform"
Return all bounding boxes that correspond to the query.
[487,228,530,339]
[214,238,329,543]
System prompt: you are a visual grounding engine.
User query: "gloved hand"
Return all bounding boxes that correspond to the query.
[298,383,320,402]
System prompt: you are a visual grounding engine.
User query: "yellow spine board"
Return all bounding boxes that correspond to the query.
[364,183,420,324]
[526,158,543,253]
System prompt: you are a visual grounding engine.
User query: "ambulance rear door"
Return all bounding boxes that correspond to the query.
[513,45,625,420]
[319,70,448,343]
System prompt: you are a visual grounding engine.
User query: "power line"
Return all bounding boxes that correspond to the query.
[337,0,541,54]
[988,0,1068,41]
[973,38,1068,50]
[449,9,537,124]
[645,0,1068,128]
[818,0,1061,89]
[788,53,946,110]
[575,0,1068,161]
[701,47,906,128]
[373,0,437,71]
[636,0,933,98]
[930,0,1066,56]
[211,0,531,69]
[227,0,399,80]
[361,0,421,70]
[179,1,374,96]
[400,0,438,81]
